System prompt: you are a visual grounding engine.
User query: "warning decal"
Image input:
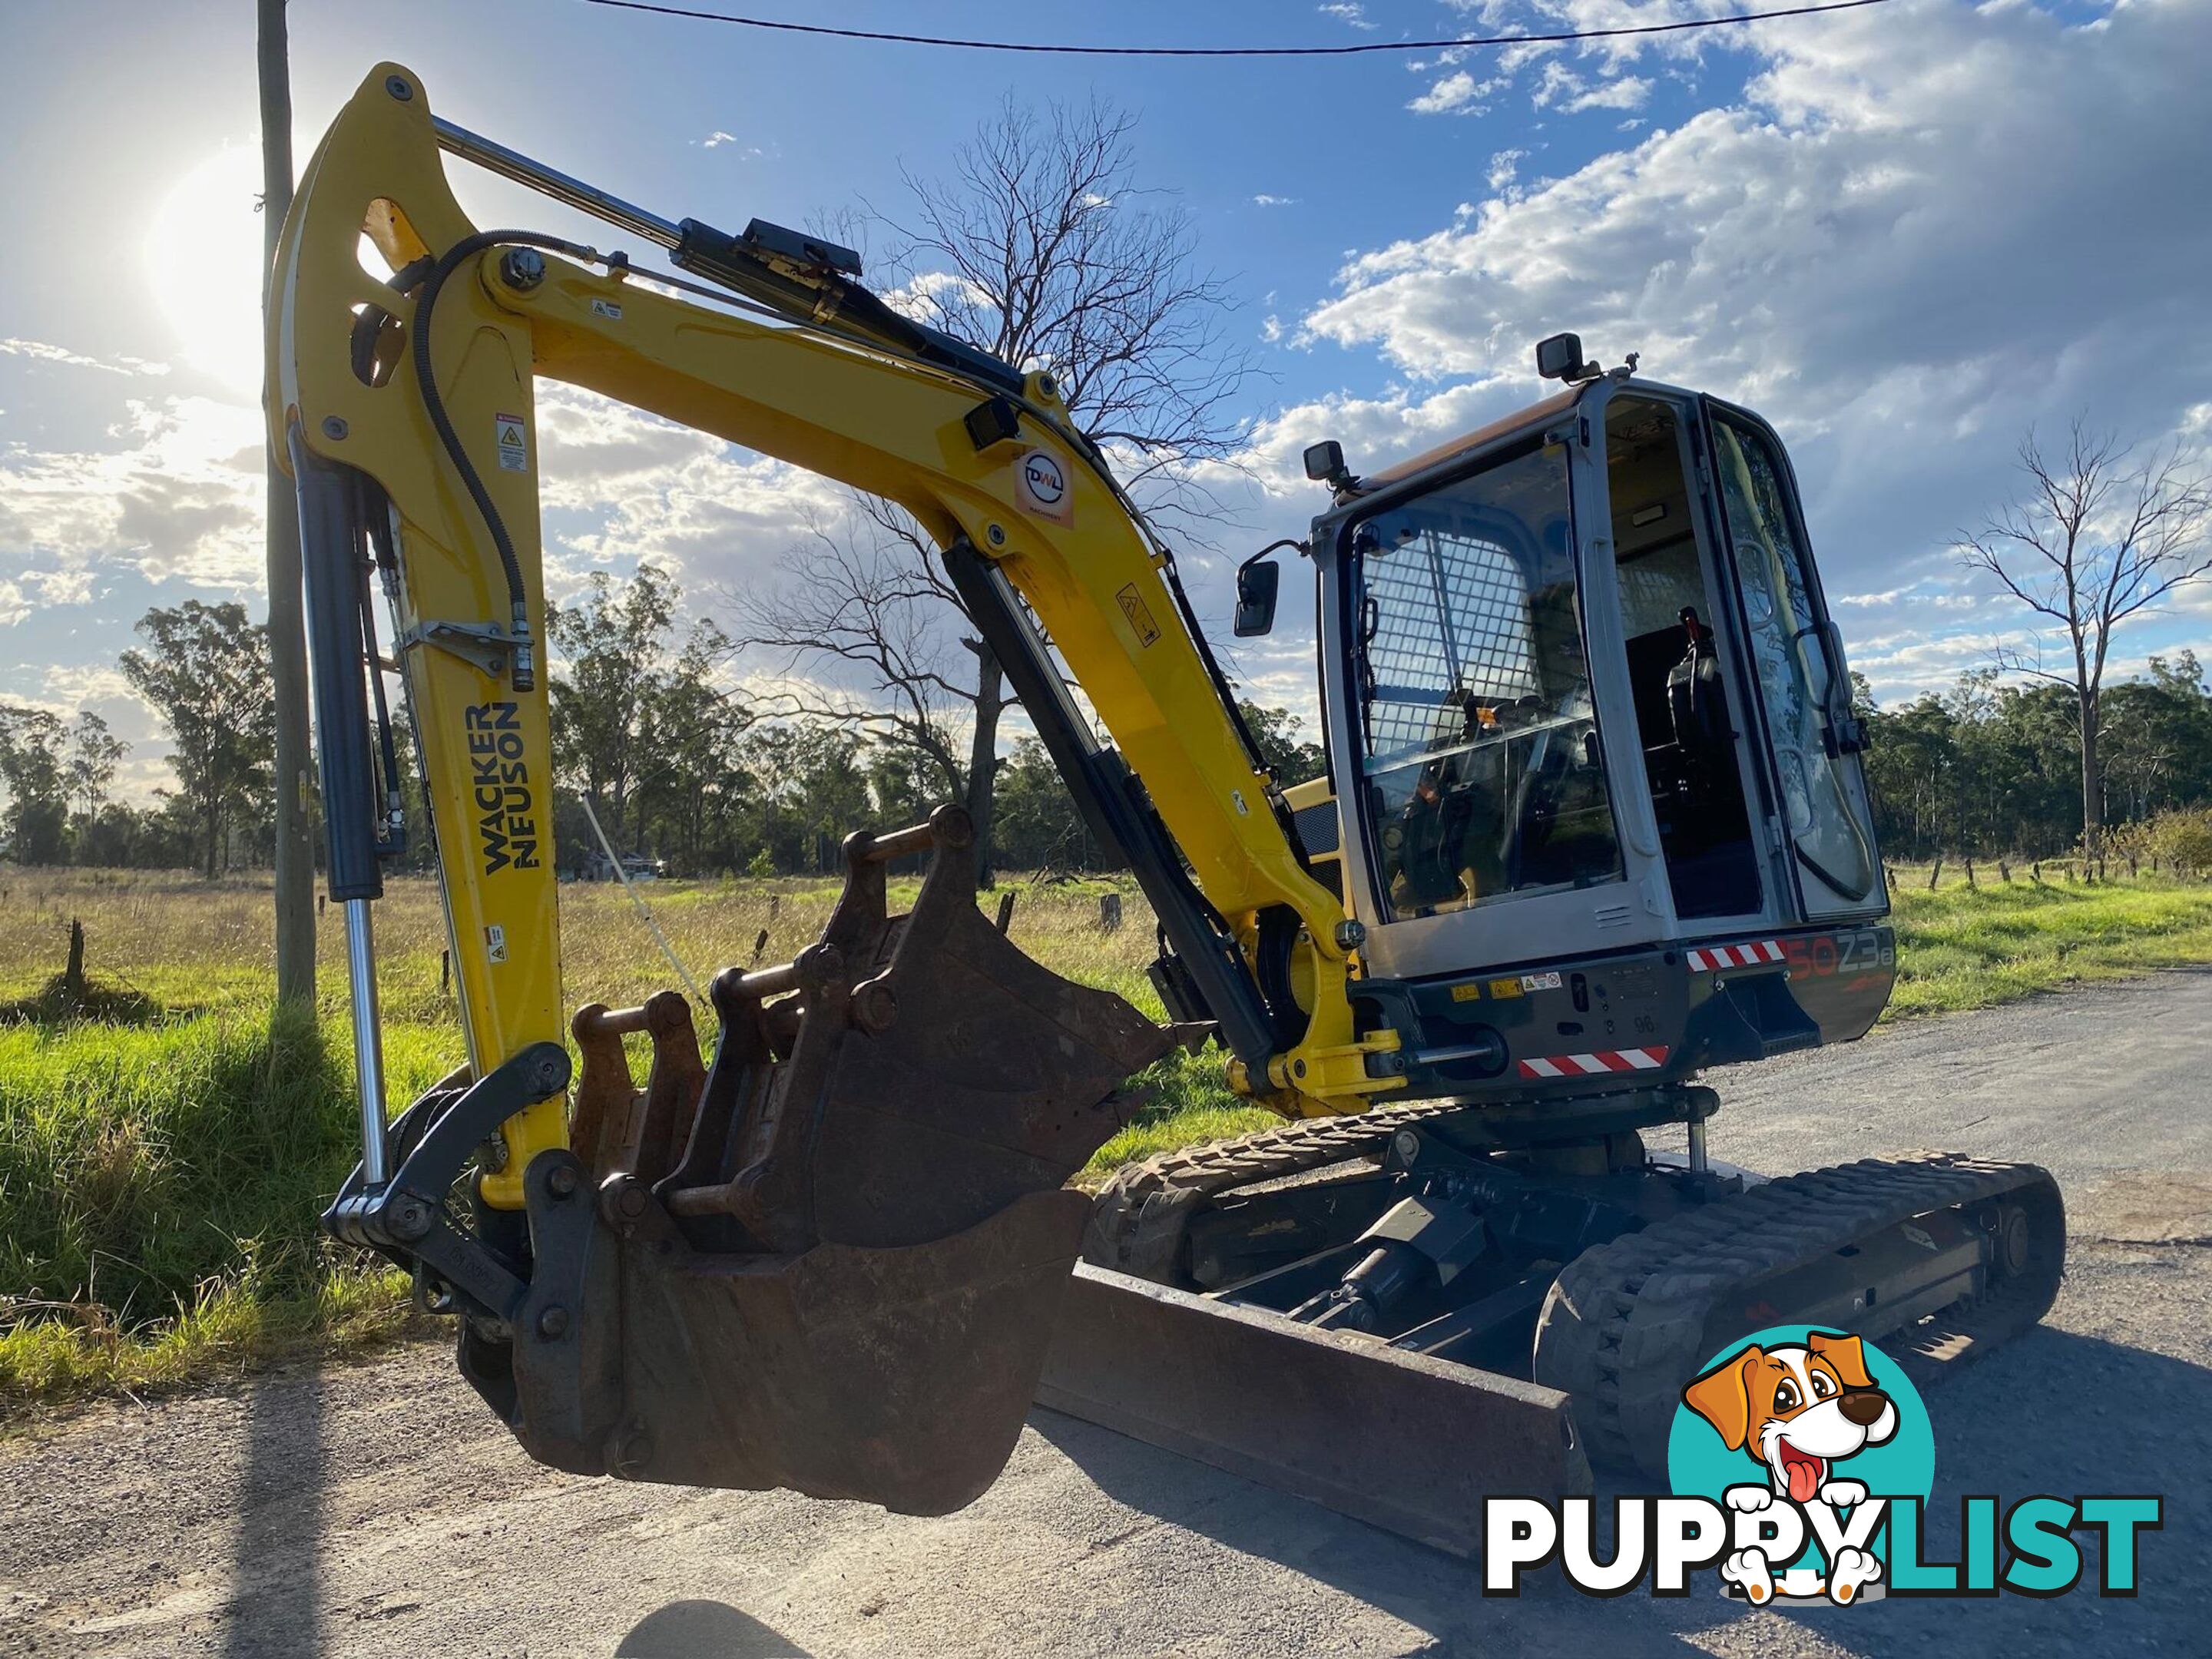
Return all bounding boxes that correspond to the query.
[1115,583,1162,648]
[495,412,528,472]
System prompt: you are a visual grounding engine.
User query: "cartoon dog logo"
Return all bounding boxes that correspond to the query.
[1681,1330,1899,1605]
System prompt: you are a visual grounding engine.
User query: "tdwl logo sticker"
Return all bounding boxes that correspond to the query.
[1482,1325,2162,1601]
[1668,1326,1934,1604]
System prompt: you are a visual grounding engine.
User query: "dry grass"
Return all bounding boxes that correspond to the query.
[0,866,1252,1413]
[5,856,2210,1412]
[0,867,1168,1021]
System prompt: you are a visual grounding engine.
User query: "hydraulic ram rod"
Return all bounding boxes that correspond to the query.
[432,115,680,249]
[288,429,392,1188]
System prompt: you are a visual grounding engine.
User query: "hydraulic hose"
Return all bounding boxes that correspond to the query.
[408,230,594,691]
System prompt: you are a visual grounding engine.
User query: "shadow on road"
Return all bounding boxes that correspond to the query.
[221,1361,326,1659]
[616,1599,811,1657]
[1036,1313,2210,1657]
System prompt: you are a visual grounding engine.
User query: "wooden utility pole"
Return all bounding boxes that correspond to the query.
[260,0,316,1005]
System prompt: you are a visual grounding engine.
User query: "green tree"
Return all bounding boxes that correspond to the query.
[0,705,70,865]
[634,618,753,873]
[549,565,680,853]
[992,735,1107,873]
[64,712,126,823]
[118,601,273,878]
[1237,700,1327,786]
[550,566,751,872]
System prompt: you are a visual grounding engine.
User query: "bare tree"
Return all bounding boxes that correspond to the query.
[886,96,1256,509]
[736,97,1256,880]
[733,508,979,813]
[1959,418,2212,861]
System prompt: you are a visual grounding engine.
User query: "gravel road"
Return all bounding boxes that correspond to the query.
[4,972,2207,1657]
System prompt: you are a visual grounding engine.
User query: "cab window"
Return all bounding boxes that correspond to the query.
[1349,441,1623,921]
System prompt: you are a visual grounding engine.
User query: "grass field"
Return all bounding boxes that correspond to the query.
[4,859,2210,1412]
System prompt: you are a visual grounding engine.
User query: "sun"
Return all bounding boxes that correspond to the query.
[145,146,269,395]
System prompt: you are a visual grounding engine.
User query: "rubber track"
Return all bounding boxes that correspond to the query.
[1084,1101,1473,1284]
[1534,1151,2065,1476]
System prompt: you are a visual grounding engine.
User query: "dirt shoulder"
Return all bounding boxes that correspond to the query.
[3,973,2208,1657]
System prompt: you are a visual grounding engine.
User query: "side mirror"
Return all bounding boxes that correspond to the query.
[1233,557,1282,638]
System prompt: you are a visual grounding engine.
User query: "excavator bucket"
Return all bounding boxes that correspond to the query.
[469,804,1187,1512]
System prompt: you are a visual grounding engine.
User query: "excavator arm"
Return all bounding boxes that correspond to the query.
[270,65,1425,1512]
[273,65,1391,1200]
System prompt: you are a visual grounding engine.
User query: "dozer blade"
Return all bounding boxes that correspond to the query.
[1039,1263,1591,1558]
[471,804,1187,1515]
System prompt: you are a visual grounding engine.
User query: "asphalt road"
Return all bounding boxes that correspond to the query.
[3,972,2208,1657]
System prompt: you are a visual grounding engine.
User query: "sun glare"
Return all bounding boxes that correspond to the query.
[146,147,267,395]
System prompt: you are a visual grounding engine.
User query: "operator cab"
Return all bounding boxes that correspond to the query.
[1293,343,1889,1104]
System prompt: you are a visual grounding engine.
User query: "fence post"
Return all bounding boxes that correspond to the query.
[64,918,86,1003]
[995,890,1018,935]
[1099,892,1123,932]
[440,949,451,998]
[1928,855,1943,891]
[1963,856,1976,889]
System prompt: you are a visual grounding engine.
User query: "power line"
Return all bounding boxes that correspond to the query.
[575,0,1896,58]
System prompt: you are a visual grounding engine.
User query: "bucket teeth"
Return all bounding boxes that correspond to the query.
[654,802,1181,1252]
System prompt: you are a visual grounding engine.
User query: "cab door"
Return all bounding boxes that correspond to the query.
[1698,399,1886,921]
[1321,419,1673,984]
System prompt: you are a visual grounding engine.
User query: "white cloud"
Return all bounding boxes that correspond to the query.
[696,131,760,157]
[0,394,265,592]
[1568,74,1652,111]
[1485,147,1528,191]
[876,267,996,325]
[1306,0,2212,700]
[1252,194,1299,207]
[533,384,851,601]
[1318,2,1377,27]
[1408,71,1506,114]
[0,338,169,377]
[1315,2,2212,409]
[1530,62,1653,112]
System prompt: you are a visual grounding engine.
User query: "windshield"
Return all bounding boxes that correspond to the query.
[1349,440,1623,922]
[1708,415,1878,908]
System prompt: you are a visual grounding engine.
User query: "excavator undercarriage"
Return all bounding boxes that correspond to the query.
[1058,1110,2061,1550]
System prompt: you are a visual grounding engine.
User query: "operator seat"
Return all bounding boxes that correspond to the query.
[1667,607,1732,780]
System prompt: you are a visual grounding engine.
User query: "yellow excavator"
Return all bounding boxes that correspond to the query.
[272,66,2063,1553]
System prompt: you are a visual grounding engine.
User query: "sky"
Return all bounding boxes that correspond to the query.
[3,0,2208,802]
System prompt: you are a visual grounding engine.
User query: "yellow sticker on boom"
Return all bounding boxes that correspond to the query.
[1488,977,1524,999]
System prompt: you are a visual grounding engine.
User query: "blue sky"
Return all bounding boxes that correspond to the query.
[5,0,2208,799]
